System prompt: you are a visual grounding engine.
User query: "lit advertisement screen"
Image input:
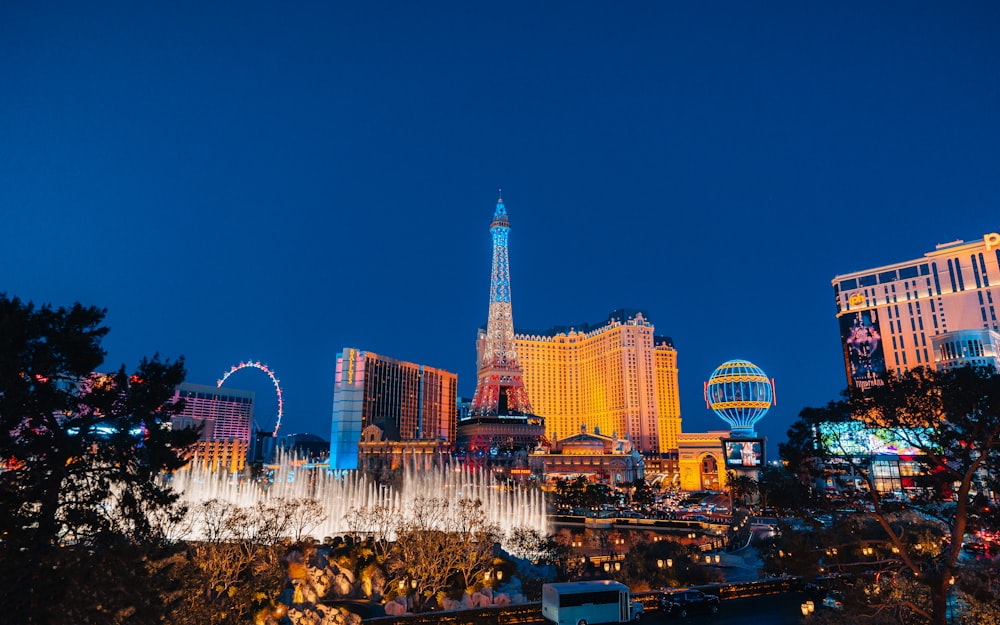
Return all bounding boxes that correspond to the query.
[722,438,764,468]
[818,422,936,457]
[839,309,887,390]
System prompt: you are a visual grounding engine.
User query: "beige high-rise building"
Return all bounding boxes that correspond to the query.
[833,229,1000,389]
[498,309,681,454]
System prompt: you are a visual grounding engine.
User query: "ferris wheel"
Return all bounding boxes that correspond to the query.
[217,360,284,437]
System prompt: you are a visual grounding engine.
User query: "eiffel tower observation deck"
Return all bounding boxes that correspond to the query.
[460,193,545,455]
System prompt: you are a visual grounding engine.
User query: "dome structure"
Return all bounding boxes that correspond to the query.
[704,359,774,437]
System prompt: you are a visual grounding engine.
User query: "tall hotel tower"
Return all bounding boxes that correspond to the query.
[171,383,254,472]
[512,310,680,454]
[833,230,1000,388]
[329,349,457,470]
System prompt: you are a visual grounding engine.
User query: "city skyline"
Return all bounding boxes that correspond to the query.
[3,3,999,454]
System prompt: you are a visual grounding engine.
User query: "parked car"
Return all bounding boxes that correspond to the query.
[659,589,720,618]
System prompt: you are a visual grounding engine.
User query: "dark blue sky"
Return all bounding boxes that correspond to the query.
[3,2,999,454]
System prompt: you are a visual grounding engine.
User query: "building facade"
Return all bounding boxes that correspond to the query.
[171,383,255,471]
[529,424,645,485]
[677,431,730,492]
[833,230,1000,388]
[510,309,681,454]
[455,413,546,455]
[329,348,457,471]
[356,424,452,477]
[931,328,1000,371]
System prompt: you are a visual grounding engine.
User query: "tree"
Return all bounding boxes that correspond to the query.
[630,477,655,509]
[756,463,813,514]
[726,472,758,510]
[784,365,1000,625]
[504,526,558,563]
[387,497,499,612]
[0,294,200,624]
[552,475,614,513]
[167,499,290,625]
[344,502,397,558]
[620,538,720,590]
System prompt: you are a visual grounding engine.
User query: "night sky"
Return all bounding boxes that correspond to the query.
[4,3,999,456]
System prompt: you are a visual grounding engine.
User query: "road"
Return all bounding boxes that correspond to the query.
[507,593,814,625]
[639,593,810,625]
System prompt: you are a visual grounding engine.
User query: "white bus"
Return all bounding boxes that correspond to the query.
[542,580,643,625]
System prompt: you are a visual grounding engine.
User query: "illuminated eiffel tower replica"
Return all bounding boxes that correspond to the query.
[458,192,546,460]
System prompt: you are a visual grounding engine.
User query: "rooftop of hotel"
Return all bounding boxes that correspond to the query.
[511,308,675,346]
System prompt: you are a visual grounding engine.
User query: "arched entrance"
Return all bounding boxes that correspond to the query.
[700,454,720,490]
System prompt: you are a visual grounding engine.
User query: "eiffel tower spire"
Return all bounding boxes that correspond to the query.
[469,193,534,417]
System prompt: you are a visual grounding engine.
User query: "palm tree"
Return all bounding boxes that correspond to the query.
[727,472,758,510]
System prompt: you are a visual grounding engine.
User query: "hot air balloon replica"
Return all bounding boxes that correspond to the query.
[705,359,775,471]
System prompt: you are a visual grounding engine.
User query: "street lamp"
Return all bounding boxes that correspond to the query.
[657,559,664,569]
[666,558,673,568]
[948,576,955,625]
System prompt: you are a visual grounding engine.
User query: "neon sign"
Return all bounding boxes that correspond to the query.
[985,232,1000,252]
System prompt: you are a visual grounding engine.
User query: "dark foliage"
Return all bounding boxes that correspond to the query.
[0,294,199,623]
[777,365,1000,625]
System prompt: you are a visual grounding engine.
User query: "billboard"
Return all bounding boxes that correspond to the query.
[839,309,887,390]
[817,422,936,457]
[722,438,764,469]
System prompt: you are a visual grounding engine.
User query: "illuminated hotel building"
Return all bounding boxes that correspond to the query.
[507,309,681,455]
[833,230,1000,388]
[329,348,457,471]
[171,383,254,472]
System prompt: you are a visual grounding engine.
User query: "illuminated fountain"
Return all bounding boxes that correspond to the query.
[170,457,548,542]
